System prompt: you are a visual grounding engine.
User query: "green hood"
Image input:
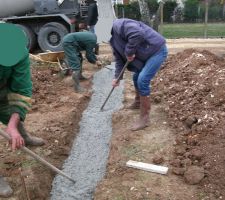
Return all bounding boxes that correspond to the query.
[0,23,28,66]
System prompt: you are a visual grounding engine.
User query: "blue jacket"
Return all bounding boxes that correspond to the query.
[110,18,166,78]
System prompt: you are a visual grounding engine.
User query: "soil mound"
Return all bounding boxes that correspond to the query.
[152,49,225,198]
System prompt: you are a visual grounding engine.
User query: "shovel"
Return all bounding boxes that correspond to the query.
[0,129,76,184]
[100,61,129,111]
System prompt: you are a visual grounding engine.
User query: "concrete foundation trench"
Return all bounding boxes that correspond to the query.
[50,63,124,200]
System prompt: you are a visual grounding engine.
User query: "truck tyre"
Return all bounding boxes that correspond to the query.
[38,22,69,52]
[16,24,37,52]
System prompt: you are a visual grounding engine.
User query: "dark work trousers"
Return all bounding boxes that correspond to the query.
[0,87,12,124]
[63,42,82,71]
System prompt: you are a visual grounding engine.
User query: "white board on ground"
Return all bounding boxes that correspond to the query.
[126,160,169,175]
[96,0,116,43]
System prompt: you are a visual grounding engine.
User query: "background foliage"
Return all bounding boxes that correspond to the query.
[115,0,225,22]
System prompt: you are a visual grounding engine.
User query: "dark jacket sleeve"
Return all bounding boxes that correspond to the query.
[85,45,97,64]
[113,49,126,80]
[7,54,32,121]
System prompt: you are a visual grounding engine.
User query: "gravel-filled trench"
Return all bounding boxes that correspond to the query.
[51,63,124,200]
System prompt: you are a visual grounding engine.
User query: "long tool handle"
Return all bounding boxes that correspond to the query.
[100,61,129,111]
[0,129,76,184]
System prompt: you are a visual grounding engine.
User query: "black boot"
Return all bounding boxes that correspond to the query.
[72,71,87,93]
[18,122,45,146]
[79,57,89,81]
[95,43,99,55]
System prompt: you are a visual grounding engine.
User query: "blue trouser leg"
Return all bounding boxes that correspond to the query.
[63,42,81,71]
[133,45,168,96]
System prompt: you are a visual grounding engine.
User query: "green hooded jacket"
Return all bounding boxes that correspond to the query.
[63,31,97,64]
[0,23,32,123]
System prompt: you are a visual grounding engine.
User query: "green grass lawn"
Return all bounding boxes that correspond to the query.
[160,23,225,38]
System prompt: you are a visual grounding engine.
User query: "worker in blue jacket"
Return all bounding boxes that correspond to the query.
[110,18,168,131]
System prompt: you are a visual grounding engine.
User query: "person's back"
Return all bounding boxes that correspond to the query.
[62,31,98,93]
[63,31,97,50]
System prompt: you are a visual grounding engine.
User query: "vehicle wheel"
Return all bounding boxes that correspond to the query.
[38,22,69,52]
[16,24,37,52]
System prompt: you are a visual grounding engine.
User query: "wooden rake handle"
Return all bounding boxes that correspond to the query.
[100,61,130,111]
[0,128,76,184]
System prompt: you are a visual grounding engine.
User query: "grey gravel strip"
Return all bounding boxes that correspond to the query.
[51,63,124,200]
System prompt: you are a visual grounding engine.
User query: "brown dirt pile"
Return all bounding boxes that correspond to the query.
[151,49,225,198]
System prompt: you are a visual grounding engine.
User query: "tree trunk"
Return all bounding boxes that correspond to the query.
[223,2,225,19]
[204,0,209,38]
[138,0,151,26]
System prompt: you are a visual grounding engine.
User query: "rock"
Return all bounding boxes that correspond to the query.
[187,134,199,146]
[204,162,211,170]
[184,166,205,185]
[170,159,181,167]
[175,135,186,145]
[0,176,13,198]
[59,96,70,103]
[172,167,185,175]
[181,158,192,167]
[184,152,191,158]
[153,95,162,103]
[190,149,203,161]
[185,116,198,128]
[152,155,164,164]
[175,146,186,155]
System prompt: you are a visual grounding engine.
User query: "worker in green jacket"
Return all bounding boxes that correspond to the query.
[0,23,45,198]
[62,31,100,93]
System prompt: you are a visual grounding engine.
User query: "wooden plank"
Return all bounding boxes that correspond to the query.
[126,160,168,175]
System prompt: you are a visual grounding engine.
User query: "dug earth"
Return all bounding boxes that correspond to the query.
[0,40,225,200]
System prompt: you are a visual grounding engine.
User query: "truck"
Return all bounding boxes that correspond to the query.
[0,0,90,52]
